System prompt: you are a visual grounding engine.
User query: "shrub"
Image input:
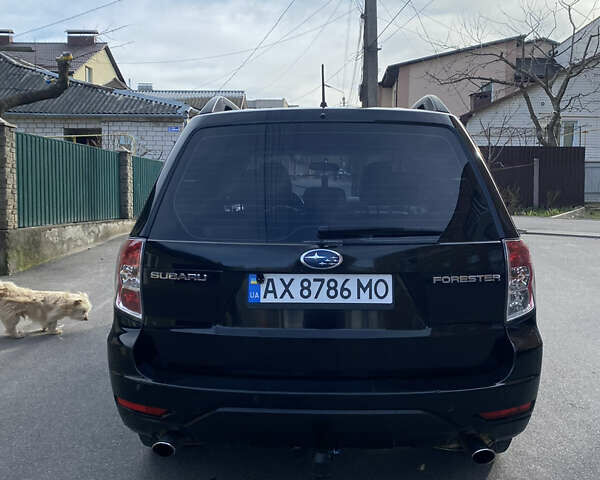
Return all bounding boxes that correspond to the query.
[500,185,521,213]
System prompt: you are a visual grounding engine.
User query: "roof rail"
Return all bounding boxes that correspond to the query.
[411,95,450,114]
[199,96,240,114]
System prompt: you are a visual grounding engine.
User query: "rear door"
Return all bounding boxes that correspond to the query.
[138,121,513,385]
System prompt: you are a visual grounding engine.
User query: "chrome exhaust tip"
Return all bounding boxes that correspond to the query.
[472,447,496,465]
[460,434,496,465]
[151,435,177,457]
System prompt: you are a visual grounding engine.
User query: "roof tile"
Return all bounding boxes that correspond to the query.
[0,54,191,118]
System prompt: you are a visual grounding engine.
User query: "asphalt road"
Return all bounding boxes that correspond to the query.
[513,215,600,238]
[1,233,599,480]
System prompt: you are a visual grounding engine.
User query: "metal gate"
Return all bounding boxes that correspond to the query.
[585,162,600,202]
[133,156,163,217]
[16,132,120,228]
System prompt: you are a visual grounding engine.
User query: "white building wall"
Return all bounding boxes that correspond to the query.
[100,120,185,161]
[466,69,600,162]
[9,117,185,161]
[466,69,600,202]
[12,118,64,138]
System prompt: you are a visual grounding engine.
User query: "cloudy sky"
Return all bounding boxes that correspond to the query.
[3,0,600,106]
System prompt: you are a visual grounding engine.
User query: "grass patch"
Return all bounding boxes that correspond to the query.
[584,204,600,219]
[514,207,576,217]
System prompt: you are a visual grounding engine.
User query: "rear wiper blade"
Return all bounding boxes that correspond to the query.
[317,227,443,239]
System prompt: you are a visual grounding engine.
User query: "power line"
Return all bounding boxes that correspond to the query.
[341,0,355,93]
[219,0,297,90]
[109,41,135,50]
[380,0,435,45]
[250,0,337,64]
[348,16,364,105]
[380,0,461,41]
[379,0,395,20]
[299,11,363,106]
[98,24,131,36]
[408,0,470,112]
[274,0,337,43]
[256,0,347,94]
[374,0,412,44]
[14,0,123,38]
[119,9,353,66]
[292,49,363,104]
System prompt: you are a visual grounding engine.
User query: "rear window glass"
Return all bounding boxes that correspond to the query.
[150,123,498,243]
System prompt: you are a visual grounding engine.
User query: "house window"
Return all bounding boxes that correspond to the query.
[514,58,560,82]
[85,66,93,83]
[481,82,493,100]
[64,128,101,147]
[562,121,578,147]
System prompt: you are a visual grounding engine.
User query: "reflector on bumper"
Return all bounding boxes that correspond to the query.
[479,402,533,420]
[116,397,168,416]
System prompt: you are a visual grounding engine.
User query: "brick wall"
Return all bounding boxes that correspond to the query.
[0,119,17,230]
[102,120,184,161]
[7,116,185,161]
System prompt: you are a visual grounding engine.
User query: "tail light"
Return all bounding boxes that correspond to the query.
[115,238,144,319]
[504,239,535,322]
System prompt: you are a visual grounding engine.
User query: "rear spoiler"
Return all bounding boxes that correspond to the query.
[199,96,240,114]
[411,95,450,114]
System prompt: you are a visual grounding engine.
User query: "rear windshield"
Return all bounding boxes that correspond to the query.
[150,122,498,243]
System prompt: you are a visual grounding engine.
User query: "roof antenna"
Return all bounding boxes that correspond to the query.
[320,64,327,109]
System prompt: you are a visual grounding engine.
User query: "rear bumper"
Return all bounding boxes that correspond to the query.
[108,320,542,449]
[110,370,539,448]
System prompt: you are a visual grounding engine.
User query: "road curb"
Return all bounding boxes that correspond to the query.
[551,206,586,219]
[519,229,600,239]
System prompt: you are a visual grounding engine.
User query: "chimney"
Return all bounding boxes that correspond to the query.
[137,83,153,92]
[0,29,14,45]
[66,29,98,47]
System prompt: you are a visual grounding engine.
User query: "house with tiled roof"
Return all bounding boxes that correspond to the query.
[136,83,247,110]
[0,53,197,160]
[0,29,126,88]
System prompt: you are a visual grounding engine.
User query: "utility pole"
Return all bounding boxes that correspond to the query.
[360,0,378,108]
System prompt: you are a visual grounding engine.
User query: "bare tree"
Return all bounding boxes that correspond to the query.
[477,113,521,166]
[429,0,600,146]
[471,105,541,166]
[0,52,72,118]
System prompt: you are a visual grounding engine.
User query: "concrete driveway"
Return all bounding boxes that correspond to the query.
[1,234,599,480]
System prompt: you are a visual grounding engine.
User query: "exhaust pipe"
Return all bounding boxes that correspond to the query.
[151,434,178,457]
[460,434,496,465]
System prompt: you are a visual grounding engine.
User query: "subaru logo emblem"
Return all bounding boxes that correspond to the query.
[300,249,343,270]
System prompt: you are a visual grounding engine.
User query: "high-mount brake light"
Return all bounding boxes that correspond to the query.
[115,239,144,319]
[504,239,535,322]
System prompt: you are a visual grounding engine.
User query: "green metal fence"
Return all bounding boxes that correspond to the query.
[16,133,120,228]
[133,156,163,217]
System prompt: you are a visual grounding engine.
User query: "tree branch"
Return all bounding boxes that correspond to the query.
[521,87,550,146]
[0,52,72,117]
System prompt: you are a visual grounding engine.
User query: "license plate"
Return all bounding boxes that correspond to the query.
[248,274,393,304]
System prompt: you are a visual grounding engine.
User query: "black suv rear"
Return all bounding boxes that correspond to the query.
[108,106,541,462]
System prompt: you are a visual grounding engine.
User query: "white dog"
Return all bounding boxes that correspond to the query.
[0,281,91,338]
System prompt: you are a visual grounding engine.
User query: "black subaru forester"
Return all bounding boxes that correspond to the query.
[108,103,541,465]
